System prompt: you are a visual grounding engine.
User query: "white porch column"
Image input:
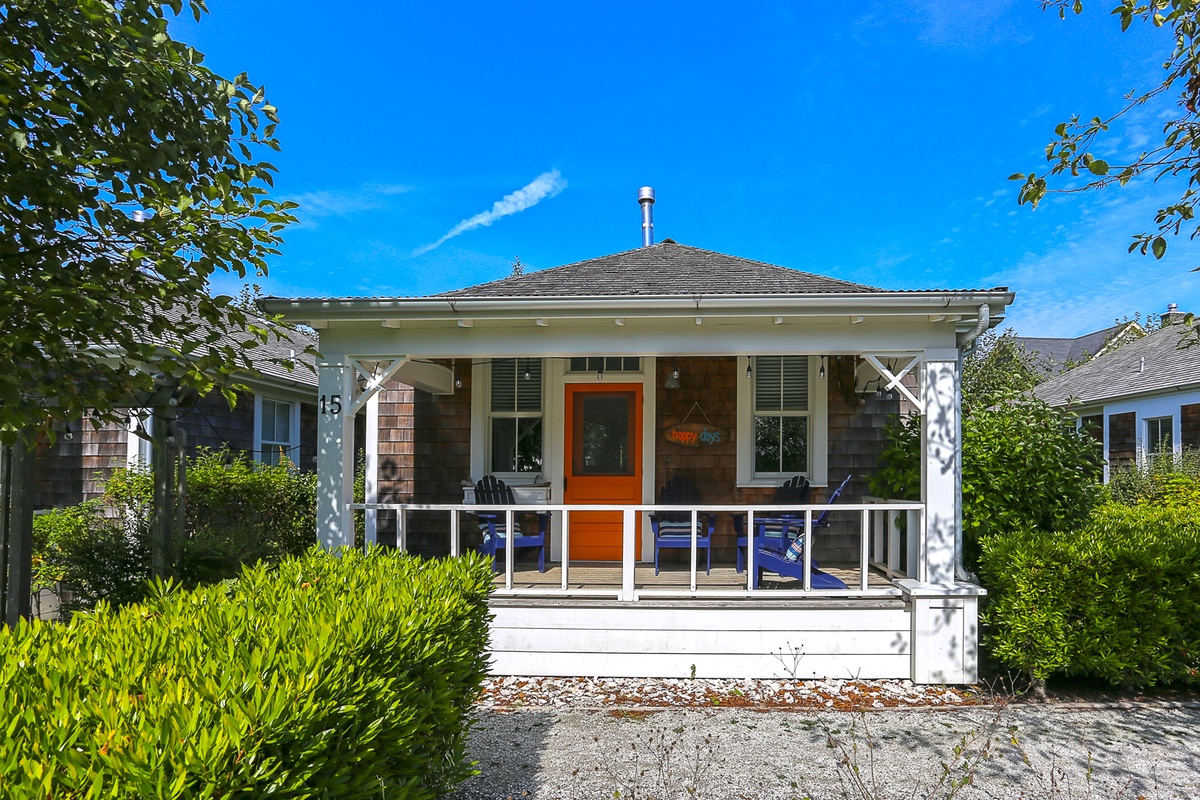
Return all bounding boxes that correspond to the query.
[364,392,379,547]
[920,352,960,586]
[317,360,356,550]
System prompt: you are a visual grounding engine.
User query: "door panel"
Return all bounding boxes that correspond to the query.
[563,384,642,561]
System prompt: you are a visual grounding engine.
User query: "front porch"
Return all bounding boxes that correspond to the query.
[265,240,1013,685]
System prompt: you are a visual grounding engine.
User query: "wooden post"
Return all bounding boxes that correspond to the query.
[2,439,35,626]
[150,408,176,579]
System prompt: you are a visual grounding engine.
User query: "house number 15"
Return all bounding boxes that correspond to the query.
[320,394,342,415]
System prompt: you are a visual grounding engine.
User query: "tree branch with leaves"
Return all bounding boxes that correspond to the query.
[0,0,302,445]
[1012,0,1200,272]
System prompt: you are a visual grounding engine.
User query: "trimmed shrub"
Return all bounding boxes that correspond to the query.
[35,448,317,613]
[979,503,1200,687]
[0,547,493,799]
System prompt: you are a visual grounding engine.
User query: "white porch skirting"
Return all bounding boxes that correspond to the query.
[489,581,980,685]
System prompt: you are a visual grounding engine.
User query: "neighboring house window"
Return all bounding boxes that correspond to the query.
[1145,415,1173,463]
[489,358,543,474]
[258,398,297,466]
[737,356,827,486]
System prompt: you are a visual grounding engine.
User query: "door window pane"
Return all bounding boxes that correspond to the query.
[574,393,634,475]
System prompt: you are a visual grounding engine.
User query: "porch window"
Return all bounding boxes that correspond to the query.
[489,358,543,474]
[1145,415,1173,464]
[753,356,809,474]
[258,398,296,466]
[567,357,642,373]
[736,355,827,486]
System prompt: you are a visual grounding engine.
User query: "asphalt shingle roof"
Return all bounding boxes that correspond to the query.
[1014,324,1136,375]
[436,241,881,298]
[1031,322,1200,407]
[161,304,317,388]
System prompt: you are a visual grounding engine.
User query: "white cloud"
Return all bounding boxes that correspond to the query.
[289,182,413,226]
[414,169,567,256]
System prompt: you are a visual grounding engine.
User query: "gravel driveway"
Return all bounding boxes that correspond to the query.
[449,703,1200,799]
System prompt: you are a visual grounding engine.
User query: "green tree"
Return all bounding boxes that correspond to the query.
[961,328,1049,413]
[0,0,299,446]
[1011,0,1200,269]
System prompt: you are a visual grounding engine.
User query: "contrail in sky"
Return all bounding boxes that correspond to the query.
[413,169,567,256]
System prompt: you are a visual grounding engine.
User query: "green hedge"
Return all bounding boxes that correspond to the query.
[36,449,317,614]
[980,503,1200,687]
[1,547,493,799]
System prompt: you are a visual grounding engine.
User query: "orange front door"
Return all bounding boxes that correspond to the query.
[563,384,643,561]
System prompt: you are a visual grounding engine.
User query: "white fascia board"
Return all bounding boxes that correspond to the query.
[262,290,1015,326]
[1054,381,1200,411]
[315,318,960,359]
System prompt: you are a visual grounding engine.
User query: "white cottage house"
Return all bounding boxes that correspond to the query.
[263,204,1012,685]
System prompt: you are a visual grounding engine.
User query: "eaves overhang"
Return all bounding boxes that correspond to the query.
[261,290,1015,326]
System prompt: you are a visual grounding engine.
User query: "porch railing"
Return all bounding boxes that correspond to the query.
[345,501,924,601]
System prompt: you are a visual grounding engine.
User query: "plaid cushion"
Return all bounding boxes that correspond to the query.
[478,518,521,543]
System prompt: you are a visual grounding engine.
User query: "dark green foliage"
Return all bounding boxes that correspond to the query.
[0,0,302,444]
[870,397,1103,559]
[980,503,1200,687]
[32,502,149,610]
[34,448,316,613]
[0,547,493,798]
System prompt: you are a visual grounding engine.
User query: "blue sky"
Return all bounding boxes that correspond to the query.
[175,0,1200,336]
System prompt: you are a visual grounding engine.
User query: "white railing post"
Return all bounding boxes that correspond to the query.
[690,509,698,592]
[561,510,570,591]
[621,508,636,602]
[889,509,902,576]
[449,509,460,557]
[504,508,515,591]
[860,509,870,591]
[803,509,813,592]
[745,509,755,591]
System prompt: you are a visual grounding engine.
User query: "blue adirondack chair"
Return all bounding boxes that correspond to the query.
[475,475,548,573]
[751,474,855,589]
[649,475,715,576]
[735,475,811,573]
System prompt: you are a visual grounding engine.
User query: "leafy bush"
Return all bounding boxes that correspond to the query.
[1,547,493,799]
[33,502,149,611]
[1107,447,1200,508]
[980,503,1200,688]
[35,448,317,613]
[870,396,1103,565]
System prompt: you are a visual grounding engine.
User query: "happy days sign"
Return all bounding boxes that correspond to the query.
[664,422,727,448]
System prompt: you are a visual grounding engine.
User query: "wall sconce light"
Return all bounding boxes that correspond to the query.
[819,355,826,380]
[665,366,681,390]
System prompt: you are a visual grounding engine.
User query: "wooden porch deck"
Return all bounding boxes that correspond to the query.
[491,561,896,591]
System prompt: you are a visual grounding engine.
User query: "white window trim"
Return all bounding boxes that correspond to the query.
[1142,414,1175,465]
[126,410,152,470]
[470,359,547,483]
[736,355,828,487]
[254,395,301,466]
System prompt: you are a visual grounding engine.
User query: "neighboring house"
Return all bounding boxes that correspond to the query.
[1014,320,1144,376]
[32,311,320,510]
[264,197,1014,685]
[1031,307,1199,480]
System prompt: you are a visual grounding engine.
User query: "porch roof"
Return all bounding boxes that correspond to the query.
[261,241,1014,331]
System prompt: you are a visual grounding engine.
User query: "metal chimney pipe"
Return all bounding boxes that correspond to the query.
[638,186,655,247]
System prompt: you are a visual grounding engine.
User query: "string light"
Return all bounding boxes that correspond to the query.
[746,359,753,379]
[819,355,826,380]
